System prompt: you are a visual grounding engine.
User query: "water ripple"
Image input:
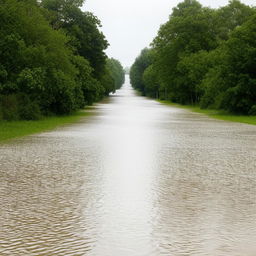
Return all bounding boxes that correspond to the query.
[1,76,256,255]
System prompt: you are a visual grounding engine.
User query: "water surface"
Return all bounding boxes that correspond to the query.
[1,76,256,255]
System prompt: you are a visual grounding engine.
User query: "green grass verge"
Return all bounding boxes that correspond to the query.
[158,100,256,126]
[0,111,90,143]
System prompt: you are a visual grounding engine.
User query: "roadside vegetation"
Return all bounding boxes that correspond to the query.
[0,0,125,122]
[130,0,256,121]
[0,111,91,142]
[158,100,256,125]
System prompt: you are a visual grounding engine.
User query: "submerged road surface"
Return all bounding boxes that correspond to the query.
[1,76,256,256]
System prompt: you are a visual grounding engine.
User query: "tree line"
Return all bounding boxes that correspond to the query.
[0,0,125,120]
[130,0,256,115]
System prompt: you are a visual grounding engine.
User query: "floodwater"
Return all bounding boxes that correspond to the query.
[1,76,256,256]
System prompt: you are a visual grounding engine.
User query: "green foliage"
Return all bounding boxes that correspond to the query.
[72,55,104,105]
[201,14,256,114]
[130,48,152,95]
[0,111,90,142]
[106,58,125,92]
[41,0,108,79]
[159,99,256,125]
[17,94,41,120]
[0,0,77,118]
[0,93,41,120]
[131,0,256,115]
[99,68,115,96]
[143,64,159,98]
[0,0,124,120]
[218,14,256,114]
[152,0,218,103]
[215,0,255,40]
[0,94,19,121]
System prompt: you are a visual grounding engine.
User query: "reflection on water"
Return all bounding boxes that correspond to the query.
[1,75,256,255]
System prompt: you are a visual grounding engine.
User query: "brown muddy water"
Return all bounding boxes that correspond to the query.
[1,76,256,256]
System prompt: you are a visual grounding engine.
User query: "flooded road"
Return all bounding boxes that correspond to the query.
[1,76,256,256]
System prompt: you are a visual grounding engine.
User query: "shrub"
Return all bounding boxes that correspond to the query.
[17,94,41,120]
[0,94,19,120]
[249,105,256,116]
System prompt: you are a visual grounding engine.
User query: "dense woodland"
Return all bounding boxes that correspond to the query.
[0,0,125,120]
[130,0,256,115]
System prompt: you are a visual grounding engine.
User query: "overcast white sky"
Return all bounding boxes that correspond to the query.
[82,0,255,67]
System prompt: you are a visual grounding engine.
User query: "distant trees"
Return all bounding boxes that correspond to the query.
[130,0,256,115]
[0,0,124,120]
[124,67,130,75]
[130,48,152,95]
[106,58,125,92]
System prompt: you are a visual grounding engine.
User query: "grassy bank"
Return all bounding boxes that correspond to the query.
[158,100,256,126]
[0,111,90,142]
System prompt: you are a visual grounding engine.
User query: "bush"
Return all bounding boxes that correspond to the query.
[18,94,41,120]
[0,94,19,120]
[0,105,3,121]
[0,93,42,121]
[249,105,256,116]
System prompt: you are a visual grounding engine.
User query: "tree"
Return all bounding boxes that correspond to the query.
[215,0,255,41]
[143,64,159,98]
[41,0,108,79]
[131,0,255,115]
[152,0,218,103]
[106,58,125,92]
[0,0,124,120]
[202,14,256,114]
[0,0,80,118]
[130,48,152,95]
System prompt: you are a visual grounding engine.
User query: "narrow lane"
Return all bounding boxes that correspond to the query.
[1,76,256,256]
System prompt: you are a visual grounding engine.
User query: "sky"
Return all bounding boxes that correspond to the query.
[82,0,255,67]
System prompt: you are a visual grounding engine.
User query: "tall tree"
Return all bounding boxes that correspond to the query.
[41,0,108,79]
[152,0,218,103]
[130,48,152,95]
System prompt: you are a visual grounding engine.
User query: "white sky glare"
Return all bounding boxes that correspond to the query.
[82,0,255,67]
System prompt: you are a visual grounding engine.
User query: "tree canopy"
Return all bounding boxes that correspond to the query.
[0,0,124,120]
[130,0,256,115]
